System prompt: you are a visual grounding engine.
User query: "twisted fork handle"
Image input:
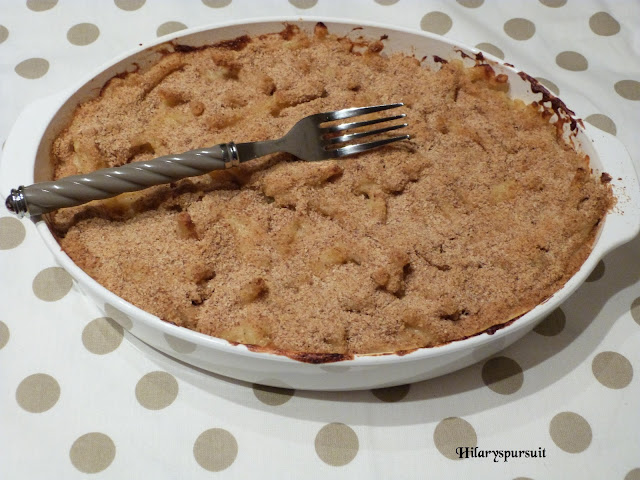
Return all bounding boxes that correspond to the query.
[6,143,239,217]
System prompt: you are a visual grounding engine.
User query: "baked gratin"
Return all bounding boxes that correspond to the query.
[48,24,613,358]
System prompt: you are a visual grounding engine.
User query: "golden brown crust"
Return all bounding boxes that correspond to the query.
[50,25,613,356]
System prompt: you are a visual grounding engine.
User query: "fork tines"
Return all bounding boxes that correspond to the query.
[320,103,405,122]
[322,103,410,157]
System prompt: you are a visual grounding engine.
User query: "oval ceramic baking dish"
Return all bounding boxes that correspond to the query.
[2,18,639,391]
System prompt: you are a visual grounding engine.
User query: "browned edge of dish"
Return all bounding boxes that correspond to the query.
[235,315,521,364]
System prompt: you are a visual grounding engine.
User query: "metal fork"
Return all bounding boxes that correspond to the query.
[5,103,409,217]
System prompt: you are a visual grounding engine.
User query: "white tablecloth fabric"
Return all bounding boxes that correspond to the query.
[1,1,639,478]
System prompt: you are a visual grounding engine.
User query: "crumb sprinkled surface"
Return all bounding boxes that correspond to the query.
[50,24,612,355]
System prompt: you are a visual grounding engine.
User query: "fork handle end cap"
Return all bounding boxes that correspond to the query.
[5,187,28,218]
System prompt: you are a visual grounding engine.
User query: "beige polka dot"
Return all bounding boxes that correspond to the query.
[69,432,115,473]
[533,308,565,336]
[626,468,640,480]
[434,417,477,460]
[315,423,359,466]
[202,0,232,7]
[0,216,26,249]
[475,42,504,60]
[372,384,410,402]
[481,356,524,395]
[457,0,483,7]
[16,373,60,413]
[589,12,620,36]
[67,23,100,46]
[135,371,179,410]
[0,321,9,349]
[82,317,124,355]
[0,25,8,44]
[156,21,187,37]
[631,297,640,326]
[15,58,49,79]
[289,0,317,7]
[114,0,145,10]
[504,18,536,41]
[32,266,73,301]
[375,0,399,4]
[253,384,294,406]
[164,333,197,354]
[193,428,238,472]
[539,0,566,6]
[420,12,453,36]
[549,412,592,453]
[586,260,605,282]
[26,0,57,11]
[615,80,640,101]
[556,51,588,72]
[104,303,133,330]
[535,77,560,96]
[585,114,617,135]
[592,351,633,389]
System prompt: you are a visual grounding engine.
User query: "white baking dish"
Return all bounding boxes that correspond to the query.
[2,18,639,390]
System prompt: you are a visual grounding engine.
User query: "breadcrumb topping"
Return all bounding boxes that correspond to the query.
[50,24,612,355]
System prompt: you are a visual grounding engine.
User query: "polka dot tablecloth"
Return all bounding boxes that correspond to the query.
[1,1,639,478]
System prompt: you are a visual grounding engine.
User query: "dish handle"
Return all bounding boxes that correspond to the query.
[0,91,71,196]
[584,123,640,256]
